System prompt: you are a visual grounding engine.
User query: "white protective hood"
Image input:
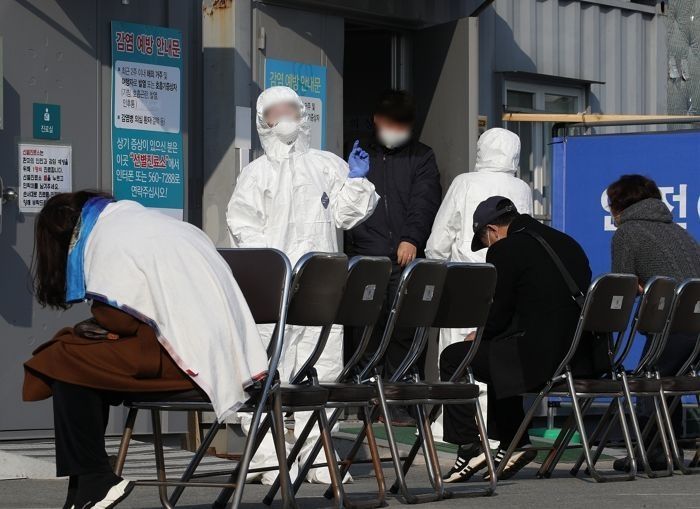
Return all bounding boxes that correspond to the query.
[256,86,311,160]
[473,127,521,175]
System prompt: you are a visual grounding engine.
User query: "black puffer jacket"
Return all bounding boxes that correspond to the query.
[344,138,442,260]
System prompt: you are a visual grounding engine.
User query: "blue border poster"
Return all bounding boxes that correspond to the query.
[264,58,326,150]
[111,21,184,219]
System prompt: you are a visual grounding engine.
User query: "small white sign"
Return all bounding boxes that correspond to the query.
[114,60,181,133]
[694,300,700,314]
[362,284,376,302]
[610,295,624,310]
[422,285,435,302]
[301,96,323,150]
[658,297,666,311]
[18,143,72,213]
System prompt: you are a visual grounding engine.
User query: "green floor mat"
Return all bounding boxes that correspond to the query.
[339,424,613,464]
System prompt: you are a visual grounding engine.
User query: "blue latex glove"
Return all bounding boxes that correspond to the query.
[347,139,370,178]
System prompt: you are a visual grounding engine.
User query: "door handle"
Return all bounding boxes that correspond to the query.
[0,176,17,204]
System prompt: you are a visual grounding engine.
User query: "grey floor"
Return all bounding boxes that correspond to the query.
[2,459,699,509]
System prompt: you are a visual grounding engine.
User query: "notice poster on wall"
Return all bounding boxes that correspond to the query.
[18,143,72,213]
[111,21,184,219]
[264,58,326,150]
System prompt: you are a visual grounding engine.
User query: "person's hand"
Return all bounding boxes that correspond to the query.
[465,331,476,342]
[347,140,370,178]
[397,241,417,267]
[638,284,644,295]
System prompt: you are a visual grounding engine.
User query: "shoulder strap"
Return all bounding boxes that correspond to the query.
[521,229,585,309]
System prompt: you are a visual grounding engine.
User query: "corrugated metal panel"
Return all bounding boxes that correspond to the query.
[482,0,667,124]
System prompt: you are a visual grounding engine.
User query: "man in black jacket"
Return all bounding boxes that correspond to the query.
[344,90,442,425]
[440,196,604,482]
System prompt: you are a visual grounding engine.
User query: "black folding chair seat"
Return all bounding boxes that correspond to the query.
[550,378,661,395]
[381,382,430,401]
[320,382,377,402]
[278,384,329,407]
[125,388,209,405]
[426,381,480,400]
[660,376,700,393]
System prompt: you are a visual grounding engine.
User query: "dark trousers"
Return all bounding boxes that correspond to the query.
[638,332,697,439]
[53,381,119,477]
[344,263,424,378]
[440,341,530,448]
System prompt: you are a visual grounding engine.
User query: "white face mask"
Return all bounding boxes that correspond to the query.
[271,116,300,144]
[377,128,411,149]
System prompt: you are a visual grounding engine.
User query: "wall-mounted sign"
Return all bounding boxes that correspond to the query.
[552,130,700,369]
[111,21,184,219]
[264,58,326,150]
[18,143,72,213]
[33,103,61,140]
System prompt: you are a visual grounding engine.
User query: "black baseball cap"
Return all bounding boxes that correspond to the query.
[471,196,518,251]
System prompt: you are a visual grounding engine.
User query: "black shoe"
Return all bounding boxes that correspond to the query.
[443,443,488,483]
[613,451,676,473]
[379,406,416,427]
[73,472,134,509]
[498,447,537,480]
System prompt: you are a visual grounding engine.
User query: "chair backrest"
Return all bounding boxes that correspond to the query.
[581,274,639,334]
[615,276,676,372]
[285,252,348,384]
[394,259,448,328]
[668,278,700,335]
[652,278,700,376]
[432,263,497,329]
[286,252,348,327]
[553,273,638,377]
[362,259,447,380]
[218,248,291,324]
[636,276,677,335]
[335,256,392,327]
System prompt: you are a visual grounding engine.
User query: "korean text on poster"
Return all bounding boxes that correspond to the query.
[18,143,72,213]
[264,58,326,150]
[111,21,184,219]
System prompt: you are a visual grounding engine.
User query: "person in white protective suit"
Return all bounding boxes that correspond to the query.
[425,127,533,444]
[226,86,379,484]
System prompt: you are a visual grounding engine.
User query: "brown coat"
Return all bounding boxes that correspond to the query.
[23,301,194,401]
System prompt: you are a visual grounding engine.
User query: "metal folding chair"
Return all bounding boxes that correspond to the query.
[262,255,394,509]
[323,258,449,505]
[566,276,677,479]
[648,278,700,474]
[388,262,499,498]
[493,273,640,483]
[214,252,350,508]
[113,248,294,509]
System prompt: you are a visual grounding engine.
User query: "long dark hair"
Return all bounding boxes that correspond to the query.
[32,191,112,309]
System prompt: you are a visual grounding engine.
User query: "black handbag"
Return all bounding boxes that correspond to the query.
[74,318,117,340]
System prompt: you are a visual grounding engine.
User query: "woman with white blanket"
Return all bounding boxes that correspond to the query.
[23,191,268,509]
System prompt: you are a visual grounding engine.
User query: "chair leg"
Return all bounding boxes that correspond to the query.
[316,408,346,509]
[114,407,138,476]
[269,391,298,509]
[264,409,323,504]
[658,393,699,475]
[414,403,445,499]
[150,410,175,509]
[648,394,675,476]
[168,418,224,506]
[495,389,548,480]
[539,399,593,479]
[571,401,617,476]
[474,396,497,496]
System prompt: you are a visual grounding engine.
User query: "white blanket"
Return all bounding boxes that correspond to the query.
[83,200,268,420]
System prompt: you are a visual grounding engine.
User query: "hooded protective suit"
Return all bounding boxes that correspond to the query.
[425,128,533,442]
[226,86,378,484]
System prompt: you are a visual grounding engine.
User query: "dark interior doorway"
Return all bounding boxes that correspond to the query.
[343,24,395,153]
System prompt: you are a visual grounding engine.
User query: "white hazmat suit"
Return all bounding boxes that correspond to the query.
[425,127,533,443]
[226,86,379,484]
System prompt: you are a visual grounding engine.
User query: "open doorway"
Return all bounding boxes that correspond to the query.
[343,24,399,152]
